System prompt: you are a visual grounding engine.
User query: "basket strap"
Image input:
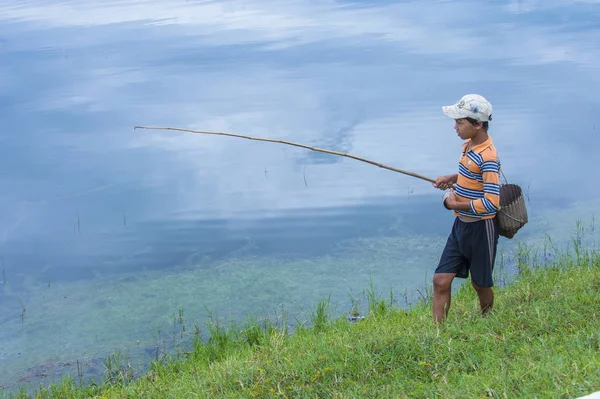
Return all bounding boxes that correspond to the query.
[497,208,525,223]
[500,167,509,185]
[498,165,508,212]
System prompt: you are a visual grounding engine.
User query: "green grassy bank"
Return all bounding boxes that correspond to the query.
[8,234,600,398]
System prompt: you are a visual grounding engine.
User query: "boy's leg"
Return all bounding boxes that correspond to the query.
[469,218,499,315]
[433,273,456,323]
[471,282,494,315]
[433,218,468,323]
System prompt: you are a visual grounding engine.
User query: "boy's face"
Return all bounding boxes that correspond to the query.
[453,118,481,140]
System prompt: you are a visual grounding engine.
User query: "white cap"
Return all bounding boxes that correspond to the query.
[442,94,493,122]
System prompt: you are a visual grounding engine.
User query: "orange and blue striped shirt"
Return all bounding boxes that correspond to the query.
[454,136,500,220]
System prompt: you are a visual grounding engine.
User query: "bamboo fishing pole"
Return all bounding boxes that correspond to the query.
[133,125,437,184]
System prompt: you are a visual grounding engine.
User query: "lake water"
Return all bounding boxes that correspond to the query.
[1,0,600,394]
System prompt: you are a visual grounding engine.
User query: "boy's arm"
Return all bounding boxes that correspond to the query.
[469,158,501,214]
[444,190,472,211]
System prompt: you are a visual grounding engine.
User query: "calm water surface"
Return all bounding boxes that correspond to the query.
[1,0,600,393]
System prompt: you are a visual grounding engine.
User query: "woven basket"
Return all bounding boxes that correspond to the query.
[497,183,528,239]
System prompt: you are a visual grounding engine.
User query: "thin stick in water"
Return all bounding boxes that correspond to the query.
[303,164,308,188]
[19,299,26,323]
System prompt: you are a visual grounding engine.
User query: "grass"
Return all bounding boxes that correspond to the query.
[6,226,600,399]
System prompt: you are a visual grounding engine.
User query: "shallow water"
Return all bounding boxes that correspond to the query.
[1,0,600,394]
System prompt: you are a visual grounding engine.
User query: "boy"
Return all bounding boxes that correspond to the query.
[432,94,500,324]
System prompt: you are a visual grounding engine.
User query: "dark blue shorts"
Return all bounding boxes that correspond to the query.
[435,217,499,288]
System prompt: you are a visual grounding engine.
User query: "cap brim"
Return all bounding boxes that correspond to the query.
[442,105,465,120]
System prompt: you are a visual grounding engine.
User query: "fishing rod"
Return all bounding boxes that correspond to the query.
[133,125,437,184]
[133,125,528,238]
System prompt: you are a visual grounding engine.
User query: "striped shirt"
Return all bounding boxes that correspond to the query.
[454,136,501,221]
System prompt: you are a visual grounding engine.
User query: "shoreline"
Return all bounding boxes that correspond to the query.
[5,224,600,399]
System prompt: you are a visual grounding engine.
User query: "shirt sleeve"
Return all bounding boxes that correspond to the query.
[470,155,500,215]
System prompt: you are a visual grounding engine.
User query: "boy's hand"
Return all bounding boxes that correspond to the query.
[433,175,454,190]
